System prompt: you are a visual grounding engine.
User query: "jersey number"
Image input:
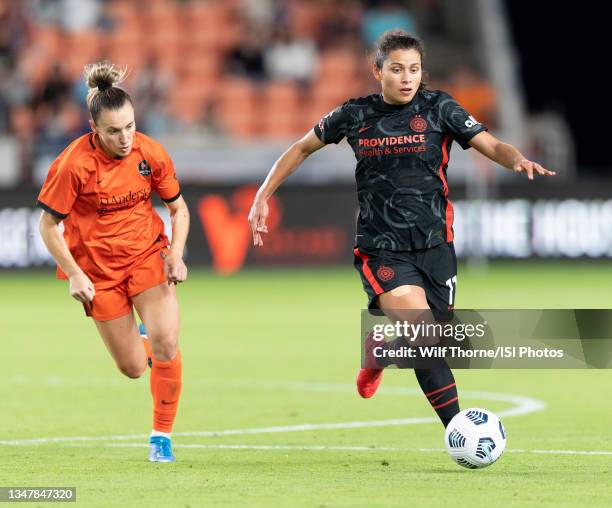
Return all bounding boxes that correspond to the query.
[445,275,457,306]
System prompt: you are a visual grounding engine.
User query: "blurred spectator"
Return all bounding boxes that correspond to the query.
[226,24,268,81]
[36,95,83,140]
[238,0,277,26]
[317,1,363,51]
[264,27,317,84]
[62,0,101,32]
[446,65,498,128]
[0,0,31,68]
[362,1,417,47]
[133,57,175,135]
[0,62,33,128]
[28,0,64,25]
[33,89,87,185]
[95,0,117,32]
[414,0,445,37]
[0,64,10,132]
[35,63,71,112]
[29,0,100,32]
[34,63,85,146]
[0,3,11,67]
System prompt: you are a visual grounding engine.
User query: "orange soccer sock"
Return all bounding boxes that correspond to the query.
[141,337,153,367]
[150,350,182,433]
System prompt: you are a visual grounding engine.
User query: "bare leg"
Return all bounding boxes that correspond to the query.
[94,313,146,379]
[132,282,179,361]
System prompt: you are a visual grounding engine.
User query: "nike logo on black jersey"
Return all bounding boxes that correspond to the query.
[358,125,374,133]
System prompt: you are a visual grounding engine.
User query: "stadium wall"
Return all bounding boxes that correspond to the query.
[2,183,612,272]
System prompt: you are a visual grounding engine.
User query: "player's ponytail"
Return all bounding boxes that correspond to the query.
[83,61,133,123]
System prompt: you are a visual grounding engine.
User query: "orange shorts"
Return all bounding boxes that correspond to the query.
[84,248,168,321]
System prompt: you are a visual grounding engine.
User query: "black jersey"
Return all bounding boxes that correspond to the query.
[314,89,487,251]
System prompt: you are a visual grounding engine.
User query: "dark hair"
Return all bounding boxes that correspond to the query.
[373,29,428,88]
[83,61,133,123]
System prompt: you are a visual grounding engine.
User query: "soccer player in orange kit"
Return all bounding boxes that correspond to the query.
[37,62,189,462]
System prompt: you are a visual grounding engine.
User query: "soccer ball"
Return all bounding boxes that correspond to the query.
[444,408,507,469]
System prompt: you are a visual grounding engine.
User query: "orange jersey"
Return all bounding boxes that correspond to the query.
[37,131,181,289]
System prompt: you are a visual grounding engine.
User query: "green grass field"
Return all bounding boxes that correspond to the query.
[1,262,612,507]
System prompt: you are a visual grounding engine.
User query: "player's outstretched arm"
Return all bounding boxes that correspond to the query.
[163,195,189,284]
[469,131,556,180]
[38,211,95,302]
[248,130,325,246]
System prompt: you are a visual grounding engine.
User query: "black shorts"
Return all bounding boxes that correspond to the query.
[353,242,457,310]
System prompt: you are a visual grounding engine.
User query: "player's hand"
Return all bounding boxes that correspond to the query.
[512,158,556,180]
[248,198,269,247]
[163,250,187,285]
[68,271,95,302]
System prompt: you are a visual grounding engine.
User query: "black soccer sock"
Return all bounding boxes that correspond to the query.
[414,364,460,427]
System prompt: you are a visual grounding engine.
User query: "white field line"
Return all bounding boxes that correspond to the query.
[65,443,612,456]
[0,381,543,446]
[0,418,435,446]
[3,378,609,457]
[2,376,546,419]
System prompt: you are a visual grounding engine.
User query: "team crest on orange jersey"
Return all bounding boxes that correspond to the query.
[138,160,151,177]
[410,116,427,133]
[377,265,395,281]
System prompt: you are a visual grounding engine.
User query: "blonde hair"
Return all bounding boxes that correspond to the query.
[83,61,132,122]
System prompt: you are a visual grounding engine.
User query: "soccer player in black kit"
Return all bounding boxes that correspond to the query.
[248,30,555,428]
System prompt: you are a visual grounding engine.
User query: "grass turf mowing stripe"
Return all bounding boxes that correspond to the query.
[52,443,612,456]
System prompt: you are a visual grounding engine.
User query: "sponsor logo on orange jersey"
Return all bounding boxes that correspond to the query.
[99,188,151,215]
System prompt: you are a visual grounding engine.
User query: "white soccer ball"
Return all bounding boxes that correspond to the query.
[444,408,507,469]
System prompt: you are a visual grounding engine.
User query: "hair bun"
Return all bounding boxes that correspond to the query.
[83,61,129,109]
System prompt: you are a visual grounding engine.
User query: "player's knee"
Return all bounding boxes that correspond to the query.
[151,338,178,362]
[117,361,146,379]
